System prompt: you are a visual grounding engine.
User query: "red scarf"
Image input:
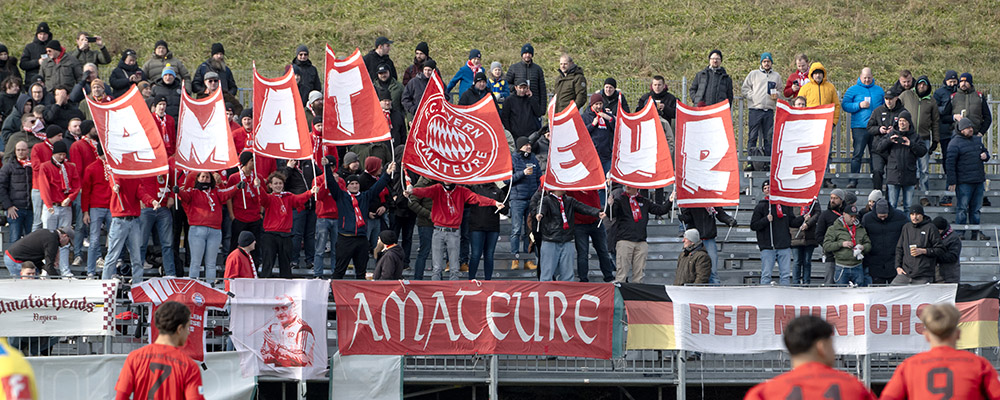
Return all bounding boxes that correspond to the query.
[54,159,70,194]
[155,114,169,146]
[383,109,392,129]
[102,161,111,182]
[845,222,857,246]
[467,60,482,76]
[82,136,100,158]
[443,186,457,216]
[627,194,641,222]
[16,158,30,168]
[765,197,784,218]
[44,139,53,151]
[239,169,255,198]
[350,192,366,227]
[554,195,569,229]
[201,189,216,212]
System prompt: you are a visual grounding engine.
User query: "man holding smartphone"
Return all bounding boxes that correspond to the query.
[740,52,782,168]
[866,86,906,192]
[69,31,111,66]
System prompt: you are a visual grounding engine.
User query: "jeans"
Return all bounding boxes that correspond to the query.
[791,245,815,284]
[431,228,461,280]
[850,128,871,183]
[540,241,575,281]
[760,248,792,286]
[291,208,316,266]
[573,222,615,282]
[703,237,720,284]
[468,230,498,280]
[393,214,416,262]
[102,217,144,282]
[140,207,176,276]
[72,197,87,258]
[414,226,433,280]
[42,205,71,230]
[509,199,530,256]
[459,210,471,264]
[747,108,774,154]
[4,252,22,276]
[365,216,382,252]
[187,225,222,281]
[955,182,985,225]
[7,207,31,244]
[834,264,865,285]
[30,189,42,231]
[86,208,112,275]
[313,218,338,277]
[916,139,932,191]
[887,185,915,212]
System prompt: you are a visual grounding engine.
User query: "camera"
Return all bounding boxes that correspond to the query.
[87,36,97,43]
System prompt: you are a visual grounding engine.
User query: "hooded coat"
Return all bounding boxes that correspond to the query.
[894,217,942,281]
[293,56,322,106]
[861,208,908,280]
[674,242,712,285]
[875,111,927,186]
[142,48,192,83]
[552,64,588,111]
[900,76,940,144]
[797,63,841,125]
[932,75,957,136]
[0,45,21,86]
[19,36,50,84]
[821,217,871,267]
[109,53,141,97]
[636,86,678,122]
[40,47,82,93]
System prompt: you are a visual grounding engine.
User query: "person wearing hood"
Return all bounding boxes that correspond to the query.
[750,181,804,286]
[893,205,942,285]
[821,204,871,286]
[402,59,437,116]
[798,62,841,125]
[292,45,322,106]
[946,117,991,240]
[402,42,436,86]
[192,43,237,96]
[109,49,143,98]
[741,52,782,158]
[875,110,927,212]
[689,49,733,107]
[933,70,958,150]
[931,216,961,283]
[373,63,404,115]
[950,73,992,136]
[505,43,547,110]
[508,137,540,269]
[0,44,21,86]
[177,172,240,282]
[4,113,43,168]
[553,54,588,110]
[0,76,21,122]
[446,49,484,99]
[598,77,630,116]
[674,229,712,285]
[867,86,907,191]
[900,75,940,195]
[20,22,52,85]
[142,40,191,83]
[501,78,545,140]
[40,40,82,94]
[372,230,406,280]
[68,32,111,67]
[582,92,615,173]
[842,68,885,188]
[860,199,907,284]
[362,36,396,82]
[151,66,182,120]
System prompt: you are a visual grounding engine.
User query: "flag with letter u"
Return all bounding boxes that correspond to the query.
[610,98,675,188]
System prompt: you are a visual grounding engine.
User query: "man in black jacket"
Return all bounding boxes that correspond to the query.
[860,199,907,284]
[279,158,317,271]
[43,88,83,130]
[688,49,733,107]
[866,87,907,191]
[533,190,604,282]
[946,118,990,240]
[4,227,72,277]
[292,45,321,106]
[893,205,942,285]
[373,230,405,280]
[750,181,804,285]
[932,217,961,283]
[875,110,927,212]
[458,72,494,107]
[402,60,436,116]
[501,79,544,139]
[191,43,237,96]
[610,186,670,283]
[814,189,846,283]
[679,202,736,284]
[504,43,546,110]
[20,22,52,85]
[362,36,396,82]
[635,76,679,153]
[377,88,406,145]
[0,140,33,243]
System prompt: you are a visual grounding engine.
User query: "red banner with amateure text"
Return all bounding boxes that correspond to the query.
[610,98,675,188]
[323,46,391,146]
[768,100,835,206]
[331,281,615,359]
[86,86,169,178]
[674,100,739,207]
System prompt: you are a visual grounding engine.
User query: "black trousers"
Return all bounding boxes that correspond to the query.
[393,214,416,263]
[230,218,263,264]
[260,232,293,278]
[334,234,369,279]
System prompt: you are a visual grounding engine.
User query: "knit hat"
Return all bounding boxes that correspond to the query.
[376,87,392,101]
[844,191,857,207]
[944,70,958,81]
[161,65,176,77]
[312,115,322,125]
[155,40,169,51]
[239,151,253,166]
[423,59,437,70]
[604,77,617,88]
[957,117,974,131]
[909,204,925,215]
[52,140,68,155]
[238,231,256,247]
[91,78,104,90]
[490,61,502,71]
[521,43,534,55]
[683,228,702,246]
[415,42,429,56]
[590,92,603,106]
[307,90,323,105]
[295,45,308,55]
[473,72,487,83]
[830,188,846,201]
[290,64,302,76]
[45,125,64,139]
[204,71,220,81]
[0,44,7,54]
[211,43,225,55]
[379,229,398,245]
[760,52,773,63]
[343,151,359,166]
[345,174,361,184]
[867,189,883,203]
[875,199,890,214]
[515,136,530,150]
[46,40,61,51]
[36,22,51,35]
[709,49,723,60]
[960,72,973,84]
[224,102,234,112]
[80,120,95,135]
[897,110,913,129]
[932,216,950,231]
[468,49,481,60]
[365,156,382,175]
[239,108,252,120]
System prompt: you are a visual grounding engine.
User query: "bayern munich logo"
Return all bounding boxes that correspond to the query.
[191,292,205,307]
[414,94,499,181]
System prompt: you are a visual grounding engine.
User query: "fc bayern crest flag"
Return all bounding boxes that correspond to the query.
[674,100,739,207]
[86,86,169,178]
[542,96,606,191]
[252,64,313,160]
[768,100,835,206]
[323,46,391,146]
[130,278,229,362]
[175,84,240,172]
[610,98,675,188]
[402,73,511,184]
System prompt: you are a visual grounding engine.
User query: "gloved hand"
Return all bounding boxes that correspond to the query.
[729,220,738,227]
[172,185,180,193]
[929,141,938,153]
[237,181,247,189]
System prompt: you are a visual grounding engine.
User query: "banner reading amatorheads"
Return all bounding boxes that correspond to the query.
[331,281,615,359]
[0,279,118,336]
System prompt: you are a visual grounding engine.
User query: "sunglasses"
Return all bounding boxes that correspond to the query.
[206,78,220,83]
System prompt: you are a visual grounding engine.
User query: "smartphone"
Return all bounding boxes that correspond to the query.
[41,54,48,60]
[87,36,97,43]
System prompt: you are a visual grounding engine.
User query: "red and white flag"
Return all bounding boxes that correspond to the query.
[86,86,168,177]
[768,100,835,206]
[674,100,739,207]
[402,73,511,184]
[323,46,390,146]
[175,84,239,172]
[252,64,312,160]
[610,98,675,188]
[542,96,607,191]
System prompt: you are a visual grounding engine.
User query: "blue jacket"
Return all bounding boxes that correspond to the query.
[324,163,390,236]
[945,133,990,185]
[446,64,479,98]
[841,78,885,129]
[509,151,541,201]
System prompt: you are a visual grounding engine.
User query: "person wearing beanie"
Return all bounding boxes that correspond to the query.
[581,91,615,172]
[457,71,495,110]
[898,75,941,199]
[611,185,671,283]
[946,115,991,240]
[929,216,961,283]
[150,61,182,120]
[231,109,254,154]
[859,189,883,220]
[892,204,943,285]
[842,68,886,188]
[598,77,630,117]
[508,136,541,269]
[446,49,484,96]
[0,43,20,91]
[374,84,406,146]
[37,137,79,233]
[192,42,237,96]
[223,231,257,290]
[39,39,82,94]
[951,72,992,136]
[860,199,907,284]
[674,228,712,285]
[750,181,804,286]
[402,58,437,116]
[373,229,406,280]
[740,52,782,163]
[0,140,35,244]
[875,109,927,212]
[19,22,53,85]
[227,152,263,261]
[373,61,404,115]
[148,94,177,157]
[689,49,733,107]
[292,44,321,106]
[108,49,145,99]
[501,77,545,141]
[487,61,509,107]
[553,53,588,111]
[933,70,959,151]
[504,43,547,109]
[821,204,871,285]
[80,145,112,278]
[142,40,191,83]
[402,41,436,86]
[867,84,907,192]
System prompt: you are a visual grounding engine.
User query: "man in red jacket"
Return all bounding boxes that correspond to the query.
[30,125,63,231]
[258,171,313,278]
[312,172,340,278]
[81,148,112,278]
[227,153,262,255]
[101,176,156,282]
[224,231,256,291]
[38,140,79,231]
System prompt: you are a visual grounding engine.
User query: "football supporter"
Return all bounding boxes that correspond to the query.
[176,172,240,282]
[744,316,875,399]
[224,231,257,290]
[880,303,1000,400]
[258,171,313,278]
[324,156,394,280]
[115,301,204,400]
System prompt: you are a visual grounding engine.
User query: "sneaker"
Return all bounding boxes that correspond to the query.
[984,197,992,207]
[846,182,857,189]
[86,273,95,280]
[920,198,930,207]
[510,260,520,270]
[72,256,83,266]
[939,197,953,206]
[524,261,538,270]
[83,238,90,248]
[460,263,469,272]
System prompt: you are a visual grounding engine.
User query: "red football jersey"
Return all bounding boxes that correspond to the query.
[745,362,876,400]
[115,344,204,400]
[130,278,229,362]
[880,346,1000,400]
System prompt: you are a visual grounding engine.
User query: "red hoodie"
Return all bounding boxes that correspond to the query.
[38,159,80,208]
[410,184,496,229]
[783,69,810,98]
[179,174,239,229]
[138,157,181,208]
[260,190,311,233]
[30,139,55,188]
[81,158,112,211]
[110,177,153,217]
[69,137,99,183]
[224,248,255,291]
[313,174,341,219]
[226,170,262,222]
[153,113,177,156]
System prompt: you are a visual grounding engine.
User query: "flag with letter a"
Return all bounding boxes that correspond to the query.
[175,83,240,172]
[674,100,739,207]
[541,96,606,191]
[323,46,390,146]
[610,98,675,188]
[768,100,834,206]
[86,86,168,177]
[252,64,312,160]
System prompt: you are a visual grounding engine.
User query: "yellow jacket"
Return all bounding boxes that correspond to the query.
[798,62,842,124]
